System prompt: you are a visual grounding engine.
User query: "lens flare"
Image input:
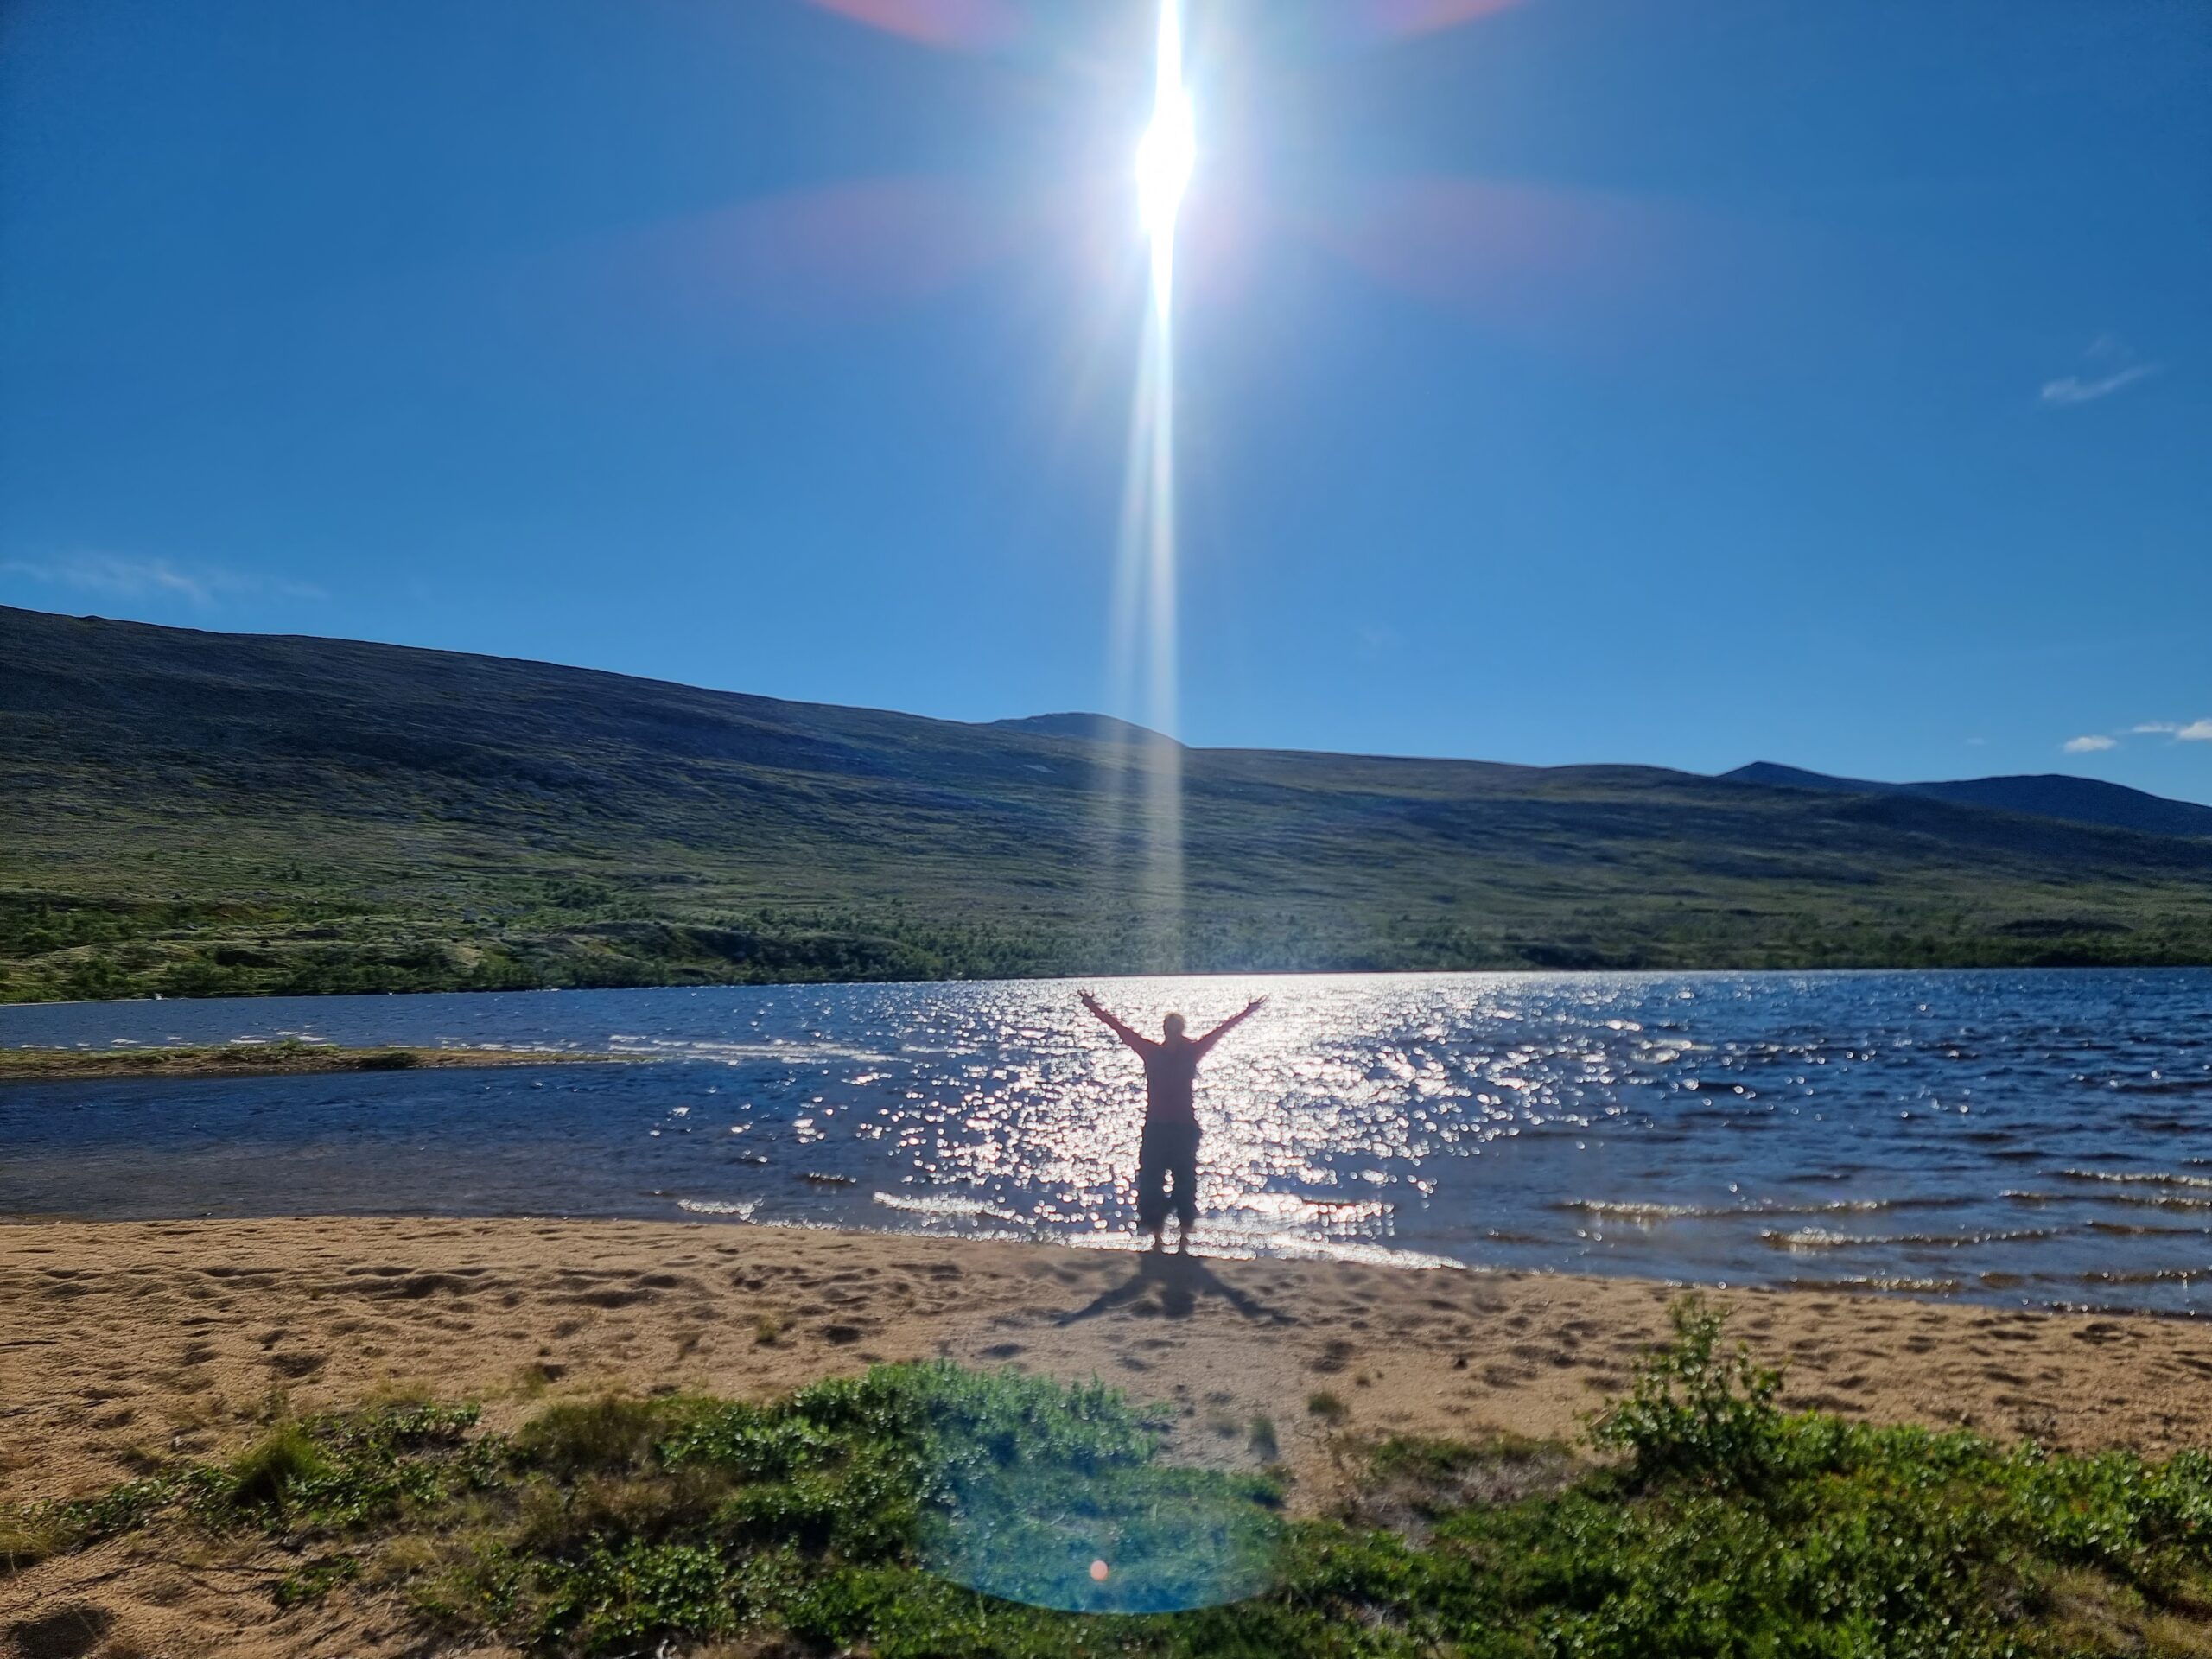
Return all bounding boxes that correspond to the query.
[803,0,1021,50]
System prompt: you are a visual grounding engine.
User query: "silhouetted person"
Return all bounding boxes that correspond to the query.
[1079,989,1267,1251]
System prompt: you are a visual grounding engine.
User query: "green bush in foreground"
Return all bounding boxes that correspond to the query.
[6,1300,2210,1657]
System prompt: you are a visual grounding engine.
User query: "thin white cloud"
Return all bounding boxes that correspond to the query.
[2128,719,2212,743]
[2,552,213,605]
[2133,721,2180,734]
[0,551,324,608]
[2041,336,2163,407]
[2041,364,2161,406]
[2063,734,2118,753]
[2179,721,2212,742]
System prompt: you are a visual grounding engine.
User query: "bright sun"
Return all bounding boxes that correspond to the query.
[1135,0,1194,248]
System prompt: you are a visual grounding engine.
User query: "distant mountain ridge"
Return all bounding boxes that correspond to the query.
[1723,762,2212,842]
[6,604,2212,1000]
[989,713,1176,746]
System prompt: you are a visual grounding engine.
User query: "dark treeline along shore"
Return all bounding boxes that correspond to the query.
[6,604,2212,1003]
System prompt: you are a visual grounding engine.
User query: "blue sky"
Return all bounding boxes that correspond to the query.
[3,0,2207,802]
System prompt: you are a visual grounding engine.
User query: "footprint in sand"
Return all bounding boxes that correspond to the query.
[569,1287,655,1309]
[1310,1338,1356,1375]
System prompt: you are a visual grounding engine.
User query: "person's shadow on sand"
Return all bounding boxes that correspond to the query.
[1054,1250,1296,1327]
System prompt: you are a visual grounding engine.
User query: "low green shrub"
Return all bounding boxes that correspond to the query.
[1588,1292,1789,1487]
[513,1395,668,1478]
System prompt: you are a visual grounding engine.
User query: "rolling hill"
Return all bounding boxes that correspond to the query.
[5,604,2212,1002]
[1724,761,2212,842]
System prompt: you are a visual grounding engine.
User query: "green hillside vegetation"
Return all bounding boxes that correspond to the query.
[7,1301,2209,1656]
[5,605,2212,1003]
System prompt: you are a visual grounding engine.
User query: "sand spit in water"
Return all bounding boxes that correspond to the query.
[0,1045,627,1084]
[2,1217,2209,1655]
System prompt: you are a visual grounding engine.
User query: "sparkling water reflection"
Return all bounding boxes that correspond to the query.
[3,970,2207,1313]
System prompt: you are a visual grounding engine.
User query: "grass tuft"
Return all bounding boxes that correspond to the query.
[512,1396,666,1478]
[274,1551,361,1608]
[227,1426,331,1509]
[0,1507,60,1573]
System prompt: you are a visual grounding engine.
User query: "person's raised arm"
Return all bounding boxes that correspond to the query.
[1196,995,1268,1057]
[1079,990,1152,1053]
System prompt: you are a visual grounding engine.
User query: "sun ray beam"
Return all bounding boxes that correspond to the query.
[1108,0,1194,967]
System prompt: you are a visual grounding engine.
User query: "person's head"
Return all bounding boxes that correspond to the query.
[1162,1012,1187,1041]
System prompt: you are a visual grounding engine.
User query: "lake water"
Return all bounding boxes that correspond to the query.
[3,970,2208,1313]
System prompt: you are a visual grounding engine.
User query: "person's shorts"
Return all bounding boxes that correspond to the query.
[1137,1120,1200,1230]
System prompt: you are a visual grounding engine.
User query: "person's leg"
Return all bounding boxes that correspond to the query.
[1171,1125,1199,1251]
[1136,1127,1168,1249]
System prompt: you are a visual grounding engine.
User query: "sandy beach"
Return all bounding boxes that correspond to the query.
[4,1217,2209,1653]
[6,1217,2208,1498]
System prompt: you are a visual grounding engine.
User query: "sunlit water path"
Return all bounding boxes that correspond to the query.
[3,970,2208,1313]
